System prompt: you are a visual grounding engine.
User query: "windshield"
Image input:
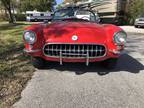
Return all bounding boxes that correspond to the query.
[53,8,97,22]
[53,8,75,20]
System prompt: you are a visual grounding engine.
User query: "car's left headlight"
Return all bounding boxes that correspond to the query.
[114,31,127,45]
[135,19,139,22]
[23,31,36,44]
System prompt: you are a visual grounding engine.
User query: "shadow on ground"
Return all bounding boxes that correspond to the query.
[42,54,144,75]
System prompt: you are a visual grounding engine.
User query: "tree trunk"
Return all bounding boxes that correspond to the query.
[7,7,14,23]
[1,0,15,23]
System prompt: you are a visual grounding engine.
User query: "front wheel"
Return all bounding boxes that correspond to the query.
[135,25,138,28]
[31,57,46,69]
[101,58,118,69]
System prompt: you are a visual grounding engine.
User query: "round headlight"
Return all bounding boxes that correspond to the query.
[23,31,36,44]
[114,31,127,45]
[135,19,139,22]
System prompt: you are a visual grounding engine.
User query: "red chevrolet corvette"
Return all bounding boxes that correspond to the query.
[23,9,127,69]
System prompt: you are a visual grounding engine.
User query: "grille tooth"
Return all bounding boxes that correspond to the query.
[95,45,97,56]
[99,45,102,56]
[44,44,106,58]
[56,44,58,55]
[74,45,76,53]
[83,45,85,55]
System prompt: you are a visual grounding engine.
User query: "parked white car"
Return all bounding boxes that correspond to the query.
[134,16,144,28]
[26,11,53,22]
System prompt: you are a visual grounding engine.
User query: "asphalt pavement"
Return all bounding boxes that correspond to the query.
[13,26,144,108]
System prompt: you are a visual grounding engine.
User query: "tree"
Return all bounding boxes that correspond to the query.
[0,0,15,23]
[19,0,55,12]
[0,0,56,23]
[127,0,144,24]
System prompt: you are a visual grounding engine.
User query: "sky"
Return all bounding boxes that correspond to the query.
[56,0,63,4]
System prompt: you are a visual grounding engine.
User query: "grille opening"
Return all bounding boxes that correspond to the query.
[44,44,106,58]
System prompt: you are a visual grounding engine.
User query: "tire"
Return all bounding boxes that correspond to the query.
[135,25,138,28]
[34,18,38,22]
[101,58,118,69]
[31,57,46,69]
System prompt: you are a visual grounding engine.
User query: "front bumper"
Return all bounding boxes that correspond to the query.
[135,21,144,26]
[23,48,123,66]
[23,49,41,53]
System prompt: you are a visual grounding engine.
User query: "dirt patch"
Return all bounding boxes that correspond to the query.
[0,51,35,108]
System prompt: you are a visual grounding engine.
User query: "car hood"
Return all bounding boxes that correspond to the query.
[43,21,108,44]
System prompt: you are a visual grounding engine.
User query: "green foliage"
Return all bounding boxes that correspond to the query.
[0,22,34,77]
[0,13,7,21]
[0,22,35,107]
[15,14,26,21]
[19,0,55,12]
[0,0,55,22]
[0,22,31,54]
[127,0,144,24]
[0,0,15,23]
[56,4,63,9]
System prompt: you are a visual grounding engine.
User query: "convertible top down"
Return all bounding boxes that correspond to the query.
[23,8,127,69]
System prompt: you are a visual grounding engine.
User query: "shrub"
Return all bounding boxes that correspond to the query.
[0,13,8,21]
[14,14,26,21]
[127,0,144,24]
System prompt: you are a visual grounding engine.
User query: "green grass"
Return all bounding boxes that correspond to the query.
[0,21,35,107]
[0,22,31,54]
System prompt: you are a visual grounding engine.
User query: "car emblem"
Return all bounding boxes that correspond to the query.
[72,35,78,41]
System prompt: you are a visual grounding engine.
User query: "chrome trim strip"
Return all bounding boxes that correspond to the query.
[44,43,106,45]
[43,43,107,58]
[23,49,41,53]
[86,50,89,66]
[42,55,105,59]
[60,48,63,65]
[113,30,127,45]
[109,49,125,55]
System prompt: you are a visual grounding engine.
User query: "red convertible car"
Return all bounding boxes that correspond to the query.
[23,8,127,69]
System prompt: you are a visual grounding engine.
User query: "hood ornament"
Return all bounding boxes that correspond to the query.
[72,35,78,41]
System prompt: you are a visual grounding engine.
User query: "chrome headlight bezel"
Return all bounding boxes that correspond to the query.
[114,31,127,45]
[23,30,37,44]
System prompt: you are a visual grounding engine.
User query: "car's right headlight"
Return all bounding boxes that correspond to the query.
[23,31,36,44]
[114,31,127,45]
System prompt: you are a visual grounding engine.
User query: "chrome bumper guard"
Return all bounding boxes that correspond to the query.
[59,50,90,66]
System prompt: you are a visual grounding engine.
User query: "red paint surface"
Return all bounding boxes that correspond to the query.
[24,21,124,62]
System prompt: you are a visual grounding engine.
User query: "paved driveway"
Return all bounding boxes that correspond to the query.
[13,26,144,108]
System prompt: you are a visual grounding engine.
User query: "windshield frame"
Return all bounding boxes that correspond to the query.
[52,8,97,22]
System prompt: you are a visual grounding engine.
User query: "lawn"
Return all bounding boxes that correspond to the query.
[0,22,35,107]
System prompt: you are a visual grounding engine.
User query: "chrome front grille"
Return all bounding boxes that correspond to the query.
[43,43,106,58]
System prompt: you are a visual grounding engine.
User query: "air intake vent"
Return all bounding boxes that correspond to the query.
[44,44,106,58]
